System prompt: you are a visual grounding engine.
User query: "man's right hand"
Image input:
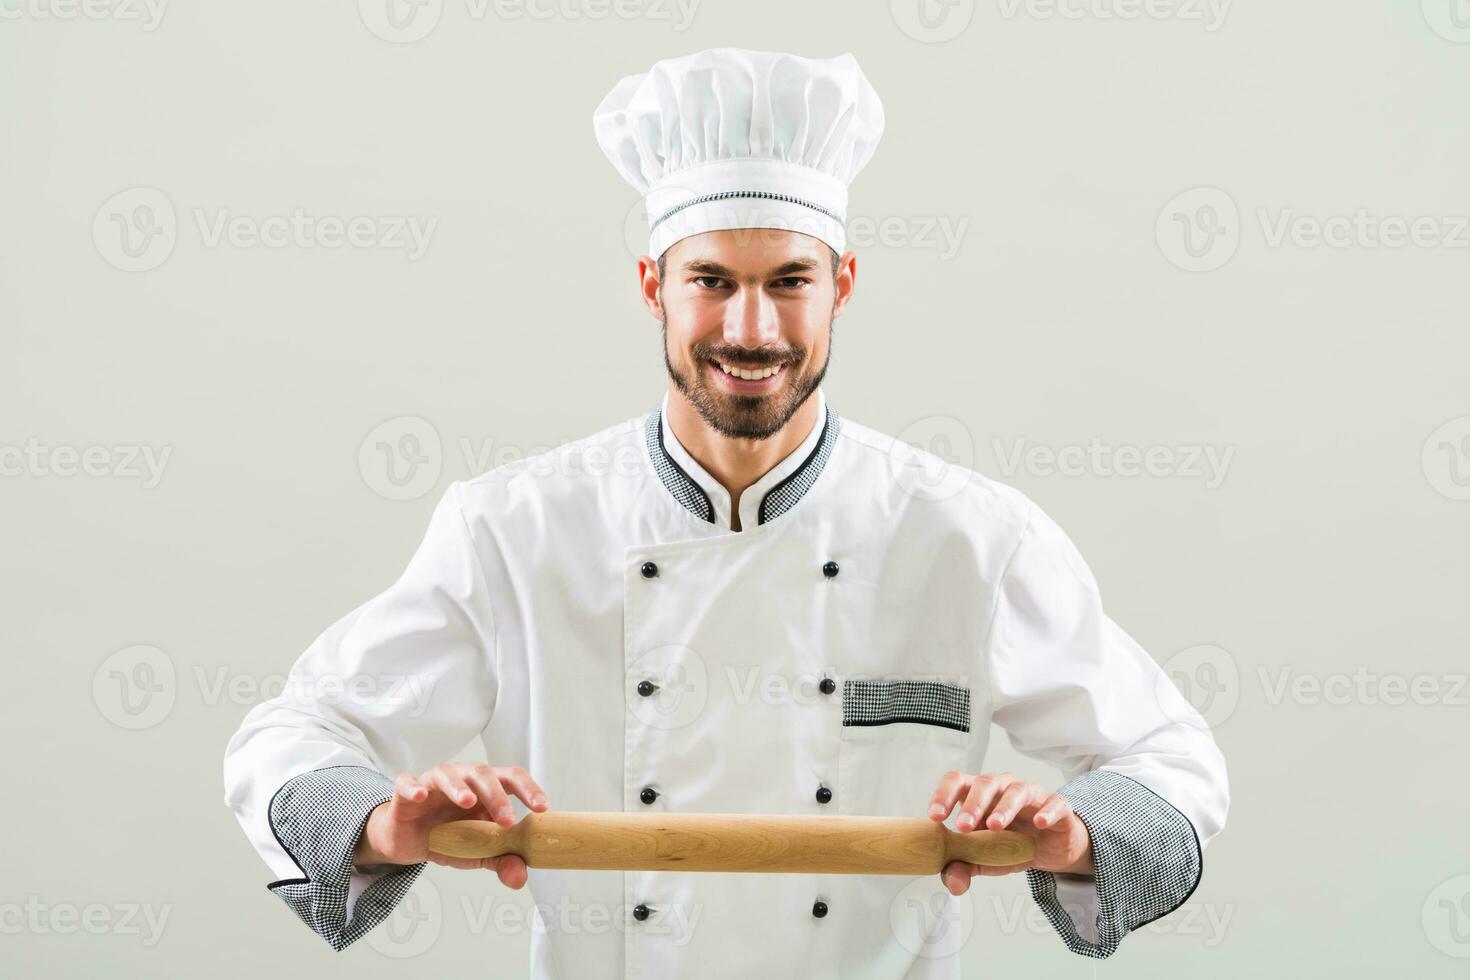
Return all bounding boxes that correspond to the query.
[354,763,549,890]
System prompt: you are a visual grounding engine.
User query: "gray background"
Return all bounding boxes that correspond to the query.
[3,1,1468,976]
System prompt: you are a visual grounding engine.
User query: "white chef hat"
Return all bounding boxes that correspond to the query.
[593,47,885,261]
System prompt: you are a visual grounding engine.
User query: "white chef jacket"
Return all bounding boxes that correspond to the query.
[223,387,1228,977]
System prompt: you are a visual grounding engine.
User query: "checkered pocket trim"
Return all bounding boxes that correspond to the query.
[842,678,972,733]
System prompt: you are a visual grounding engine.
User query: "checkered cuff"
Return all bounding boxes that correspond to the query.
[1025,769,1202,959]
[266,765,426,951]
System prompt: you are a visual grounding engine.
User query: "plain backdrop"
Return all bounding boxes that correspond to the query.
[3,1,1469,976]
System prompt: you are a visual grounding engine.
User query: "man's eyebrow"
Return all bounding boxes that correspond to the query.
[681,258,822,279]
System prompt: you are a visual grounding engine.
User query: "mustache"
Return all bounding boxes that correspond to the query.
[694,344,803,366]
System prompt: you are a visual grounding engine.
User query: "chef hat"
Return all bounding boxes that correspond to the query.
[593,47,885,261]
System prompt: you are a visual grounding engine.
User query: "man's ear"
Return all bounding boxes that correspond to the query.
[638,255,664,320]
[832,250,857,318]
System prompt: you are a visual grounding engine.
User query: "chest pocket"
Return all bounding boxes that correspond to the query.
[835,678,973,818]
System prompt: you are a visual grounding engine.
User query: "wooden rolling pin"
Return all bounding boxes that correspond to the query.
[428,812,1034,875]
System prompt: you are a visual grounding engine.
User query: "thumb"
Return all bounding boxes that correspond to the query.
[493,854,529,890]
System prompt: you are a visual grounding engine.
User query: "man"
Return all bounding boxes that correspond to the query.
[223,48,1227,977]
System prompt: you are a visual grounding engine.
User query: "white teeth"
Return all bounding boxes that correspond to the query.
[717,361,781,381]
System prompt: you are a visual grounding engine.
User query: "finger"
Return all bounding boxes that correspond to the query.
[986,782,1041,830]
[940,860,977,895]
[465,767,516,826]
[493,854,529,889]
[927,771,972,822]
[428,851,487,871]
[973,861,1035,877]
[394,772,430,806]
[497,767,550,813]
[956,773,1017,832]
[429,767,479,810]
[1032,794,1073,831]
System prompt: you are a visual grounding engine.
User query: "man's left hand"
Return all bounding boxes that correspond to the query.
[927,771,1094,896]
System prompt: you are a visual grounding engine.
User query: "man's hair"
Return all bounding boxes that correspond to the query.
[656,245,841,283]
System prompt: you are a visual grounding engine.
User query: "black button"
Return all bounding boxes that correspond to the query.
[633,903,651,921]
[815,786,832,805]
[641,561,659,579]
[822,561,839,578]
[640,787,659,805]
[637,680,658,697]
[812,900,828,918]
[819,677,836,695]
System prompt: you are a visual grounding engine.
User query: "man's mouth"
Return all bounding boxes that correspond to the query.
[711,358,786,381]
[704,357,790,392]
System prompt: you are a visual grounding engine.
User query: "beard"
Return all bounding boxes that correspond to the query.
[662,317,832,441]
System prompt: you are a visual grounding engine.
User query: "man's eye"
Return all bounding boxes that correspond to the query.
[693,276,726,289]
[773,278,810,289]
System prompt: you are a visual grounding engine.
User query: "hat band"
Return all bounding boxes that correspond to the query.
[650,189,845,234]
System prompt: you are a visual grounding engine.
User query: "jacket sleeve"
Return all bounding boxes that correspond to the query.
[222,481,501,951]
[981,500,1229,959]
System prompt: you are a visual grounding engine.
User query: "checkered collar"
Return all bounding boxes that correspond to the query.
[644,388,841,530]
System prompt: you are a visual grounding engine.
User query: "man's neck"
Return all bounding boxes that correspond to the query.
[664,386,822,532]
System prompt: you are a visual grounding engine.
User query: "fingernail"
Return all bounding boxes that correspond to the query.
[533,795,547,807]
[929,804,944,817]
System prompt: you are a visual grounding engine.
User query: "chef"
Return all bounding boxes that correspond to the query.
[223,47,1228,978]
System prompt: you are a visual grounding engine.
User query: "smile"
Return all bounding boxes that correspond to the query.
[705,358,789,392]
[714,359,785,381]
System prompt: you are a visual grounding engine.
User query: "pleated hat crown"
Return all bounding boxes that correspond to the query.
[593,48,885,260]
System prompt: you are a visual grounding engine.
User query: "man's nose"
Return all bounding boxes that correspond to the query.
[723,285,781,348]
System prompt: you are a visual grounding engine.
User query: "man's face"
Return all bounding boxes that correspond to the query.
[645,228,853,441]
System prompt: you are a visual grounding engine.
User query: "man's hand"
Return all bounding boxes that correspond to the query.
[927,771,1093,896]
[353,763,549,890]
